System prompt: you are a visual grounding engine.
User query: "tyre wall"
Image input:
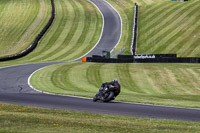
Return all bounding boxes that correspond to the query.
[131,3,138,55]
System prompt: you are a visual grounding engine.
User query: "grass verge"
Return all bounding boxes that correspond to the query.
[18,0,102,63]
[31,62,200,108]
[1,103,200,133]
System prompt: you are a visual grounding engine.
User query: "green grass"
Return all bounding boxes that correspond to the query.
[18,0,102,63]
[106,0,134,55]
[107,0,200,57]
[137,0,200,57]
[0,0,102,63]
[1,103,200,133]
[0,0,102,67]
[1,0,200,131]
[31,62,200,108]
[107,0,164,55]
[0,0,51,58]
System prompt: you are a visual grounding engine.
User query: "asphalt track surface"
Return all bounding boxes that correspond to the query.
[1,0,200,122]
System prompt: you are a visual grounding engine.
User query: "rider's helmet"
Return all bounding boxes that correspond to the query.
[113,79,118,82]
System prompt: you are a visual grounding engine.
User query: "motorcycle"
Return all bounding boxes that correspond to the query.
[93,86,119,102]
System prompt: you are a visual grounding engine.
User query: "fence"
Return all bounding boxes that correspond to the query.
[130,3,138,55]
[85,54,200,63]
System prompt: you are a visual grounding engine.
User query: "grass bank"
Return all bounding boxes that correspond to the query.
[0,0,102,63]
[31,62,200,108]
[1,103,200,133]
[0,0,51,58]
[0,0,102,67]
[137,0,200,57]
[19,0,102,63]
[106,0,134,55]
[107,0,200,57]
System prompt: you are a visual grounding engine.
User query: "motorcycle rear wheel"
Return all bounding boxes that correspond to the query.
[102,91,114,102]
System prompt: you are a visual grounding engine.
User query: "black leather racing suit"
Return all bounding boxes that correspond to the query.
[100,81,120,97]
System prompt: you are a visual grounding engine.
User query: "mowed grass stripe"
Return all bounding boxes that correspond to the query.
[137,0,200,57]
[153,2,200,54]
[28,0,70,62]
[19,0,102,62]
[99,63,120,89]
[186,68,200,91]
[0,0,51,57]
[0,1,7,18]
[9,1,34,40]
[175,68,198,95]
[54,0,102,61]
[142,67,162,94]
[39,0,82,61]
[86,63,103,88]
[139,1,194,51]
[51,64,77,93]
[66,63,97,95]
[9,0,44,55]
[174,11,200,57]
[107,0,134,55]
[135,0,164,6]
[117,64,143,94]
[2,1,25,41]
[4,2,25,43]
[0,1,26,52]
[184,68,200,92]
[0,0,47,57]
[140,2,173,25]
[47,0,86,61]
[162,68,185,94]
[162,13,200,55]
[128,66,148,94]
[31,63,200,107]
[18,0,51,54]
[140,2,180,34]
[28,0,69,61]
[50,0,103,61]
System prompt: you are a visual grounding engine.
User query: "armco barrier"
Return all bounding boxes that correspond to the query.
[83,2,199,64]
[0,0,55,62]
[131,3,138,55]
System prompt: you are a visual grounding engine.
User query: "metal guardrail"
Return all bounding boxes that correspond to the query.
[111,48,125,58]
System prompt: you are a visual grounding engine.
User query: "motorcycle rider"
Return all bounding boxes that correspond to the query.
[93,79,120,102]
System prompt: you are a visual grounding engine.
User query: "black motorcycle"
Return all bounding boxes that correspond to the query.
[93,85,119,102]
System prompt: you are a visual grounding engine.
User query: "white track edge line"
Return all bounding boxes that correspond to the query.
[27,64,200,111]
[27,0,122,98]
[27,0,200,111]
[27,65,92,100]
[104,0,122,53]
[2,0,200,112]
[73,0,105,61]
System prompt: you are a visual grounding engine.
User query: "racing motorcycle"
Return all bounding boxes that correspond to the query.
[93,85,119,102]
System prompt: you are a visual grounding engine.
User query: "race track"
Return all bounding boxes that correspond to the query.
[1,0,200,122]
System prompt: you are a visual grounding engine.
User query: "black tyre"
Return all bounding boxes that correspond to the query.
[102,91,114,102]
[93,95,98,102]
